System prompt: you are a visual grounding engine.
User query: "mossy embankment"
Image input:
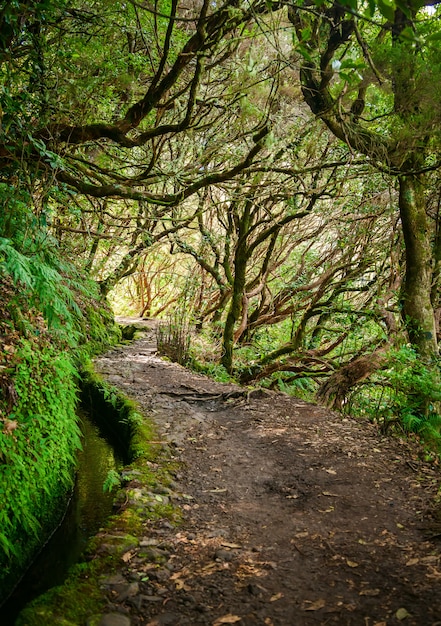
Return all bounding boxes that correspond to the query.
[15,362,180,626]
[0,255,121,606]
[0,337,82,604]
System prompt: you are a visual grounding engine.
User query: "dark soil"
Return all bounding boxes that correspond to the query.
[93,320,441,626]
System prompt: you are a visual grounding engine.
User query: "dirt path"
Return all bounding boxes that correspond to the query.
[93,321,441,626]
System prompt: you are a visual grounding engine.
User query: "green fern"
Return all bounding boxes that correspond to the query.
[0,237,84,342]
[0,238,35,288]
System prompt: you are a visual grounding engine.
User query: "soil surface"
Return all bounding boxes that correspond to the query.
[93,319,441,626]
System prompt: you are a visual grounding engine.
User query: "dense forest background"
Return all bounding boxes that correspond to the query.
[2,0,441,595]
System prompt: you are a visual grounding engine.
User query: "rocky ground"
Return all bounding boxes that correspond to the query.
[90,319,441,626]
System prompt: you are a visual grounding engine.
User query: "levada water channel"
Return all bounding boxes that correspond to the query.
[2,407,126,625]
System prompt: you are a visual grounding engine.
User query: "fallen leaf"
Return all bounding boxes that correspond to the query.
[175,578,188,590]
[322,491,339,497]
[325,468,337,475]
[396,607,411,620]
[201,562,218,573]
[170,567,190,581]
[406,557,419,566]
[213,615,242,625]
[346,560,359,568]
[270,592,283,602]
[426,568,441,580]
[373,622,387,626]
[359,588,380,596]
[420,555,439,564]
[318,506,334,513]
[221,542,242,549]
[303,598,326,611]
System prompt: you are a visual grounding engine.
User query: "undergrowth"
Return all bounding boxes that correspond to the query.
[156,313,191,365]
[346,346,441,451]
[188,323,441,453]
[0,182,121,602]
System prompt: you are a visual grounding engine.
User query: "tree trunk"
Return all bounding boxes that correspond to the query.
[221,203,251,373]
[316,347,388,410]
[221,247,248,373]
[399,175,438,360]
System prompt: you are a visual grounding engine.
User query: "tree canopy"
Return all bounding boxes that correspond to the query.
[2,0,441,442]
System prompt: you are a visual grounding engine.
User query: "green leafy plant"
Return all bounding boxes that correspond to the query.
[347,346,441,449]
[103,469,121,493]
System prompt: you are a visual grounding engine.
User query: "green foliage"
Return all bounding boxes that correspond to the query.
[347,346,441,449]
[275,375,316,400]
[0,237,82,339]
[103,468,121,493]
[0,336,81,592]
[189,358,235,384]
[0,179,119,599]
[0,228,119,354]
[0,181,120,354]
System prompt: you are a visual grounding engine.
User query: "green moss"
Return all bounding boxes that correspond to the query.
[16,560,107,626]
[16,368,182,624]
[106,508,144,537]
[149,501,182,523]
[0,338,81,602]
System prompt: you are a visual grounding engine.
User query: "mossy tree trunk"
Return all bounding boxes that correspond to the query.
[399,174,438,359]
[221,200,251,374]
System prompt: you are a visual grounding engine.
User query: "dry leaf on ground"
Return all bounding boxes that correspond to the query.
[359,588,380,596]
[270,592,283,601]
[213,614,242,625]
[303,598,326,611]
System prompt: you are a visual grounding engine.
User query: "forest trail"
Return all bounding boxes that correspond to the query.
[92,320,441,626]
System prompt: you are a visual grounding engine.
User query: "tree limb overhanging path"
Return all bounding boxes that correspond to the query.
[90,321,441,626]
